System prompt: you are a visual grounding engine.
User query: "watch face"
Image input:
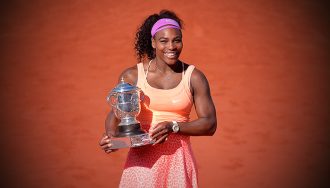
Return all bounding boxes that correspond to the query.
[173,124,179,133]
[172,121,179,133]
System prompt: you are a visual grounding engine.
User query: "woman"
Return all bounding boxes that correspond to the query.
[99,10,217,188]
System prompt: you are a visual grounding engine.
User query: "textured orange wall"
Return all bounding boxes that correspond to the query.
[1,0,329,187]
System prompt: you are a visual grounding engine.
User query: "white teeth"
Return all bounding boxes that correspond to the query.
[165,52,177,58]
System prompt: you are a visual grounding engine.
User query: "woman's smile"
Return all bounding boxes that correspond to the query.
[164,51,179,59]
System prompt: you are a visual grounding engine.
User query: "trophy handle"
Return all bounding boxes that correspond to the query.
[106,93,117,107]
[139,90,145,102]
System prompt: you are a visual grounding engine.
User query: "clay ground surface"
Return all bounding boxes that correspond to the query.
[1,0,329,187]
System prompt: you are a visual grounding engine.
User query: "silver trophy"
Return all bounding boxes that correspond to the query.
[106,78,154,149]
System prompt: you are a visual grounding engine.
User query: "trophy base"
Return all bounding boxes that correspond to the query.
[115,123,146,137]
[110,133,154,149]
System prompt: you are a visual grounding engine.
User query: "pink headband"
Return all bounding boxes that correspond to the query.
[151,18,181,37]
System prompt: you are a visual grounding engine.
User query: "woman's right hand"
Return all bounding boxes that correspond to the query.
[99,133,117,153]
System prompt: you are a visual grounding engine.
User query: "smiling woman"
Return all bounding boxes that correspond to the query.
[99,10,217,188]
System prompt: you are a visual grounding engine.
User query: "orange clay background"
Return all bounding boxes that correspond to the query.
[0,0,329,187]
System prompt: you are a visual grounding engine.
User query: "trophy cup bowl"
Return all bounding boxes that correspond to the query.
[106,78,153,149]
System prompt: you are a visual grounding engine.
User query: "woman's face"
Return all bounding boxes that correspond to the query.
[152,28,183,65]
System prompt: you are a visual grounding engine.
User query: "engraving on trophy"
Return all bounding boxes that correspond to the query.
[106,78,154,149]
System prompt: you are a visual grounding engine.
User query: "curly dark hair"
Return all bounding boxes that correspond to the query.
[134,10,183,62]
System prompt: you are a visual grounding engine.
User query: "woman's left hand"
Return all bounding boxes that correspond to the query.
[149,121,172,145]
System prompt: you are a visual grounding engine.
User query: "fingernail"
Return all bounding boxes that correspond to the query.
[108,144,112,147]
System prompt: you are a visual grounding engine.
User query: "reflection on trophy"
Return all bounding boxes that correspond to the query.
[106,78,154,149]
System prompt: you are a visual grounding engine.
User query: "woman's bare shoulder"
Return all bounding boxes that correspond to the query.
[191,66,207,82]
[190,66,210,91]
[118,64,139,85]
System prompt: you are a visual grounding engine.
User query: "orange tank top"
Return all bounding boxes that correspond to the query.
[136,62,195,130]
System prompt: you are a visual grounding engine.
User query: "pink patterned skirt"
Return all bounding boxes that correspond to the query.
[119,134,198,188]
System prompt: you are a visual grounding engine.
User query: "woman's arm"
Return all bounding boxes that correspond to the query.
[105,66,138,137]
[100,66,138,153]
[178,68,217,136]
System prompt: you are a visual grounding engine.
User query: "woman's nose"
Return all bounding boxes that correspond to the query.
[168,42,176,50]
